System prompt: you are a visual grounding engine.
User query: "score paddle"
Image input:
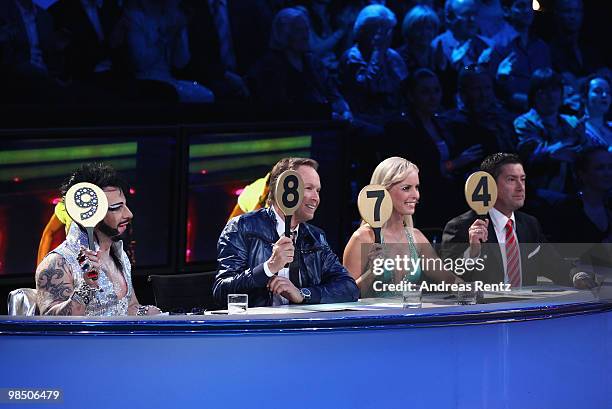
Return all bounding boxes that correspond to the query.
[464,171,497,218]
[274,170,305,238]
[357,184,393,244]
[65,182,108,280]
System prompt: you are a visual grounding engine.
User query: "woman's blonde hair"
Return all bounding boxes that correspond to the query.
[369,156,419,228]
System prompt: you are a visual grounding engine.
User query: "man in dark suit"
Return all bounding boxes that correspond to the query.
[49,0,122,81]
[442,152,594,288]
[0,0,65,102]
[182,0,272,100]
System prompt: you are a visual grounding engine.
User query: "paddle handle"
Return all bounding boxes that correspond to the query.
[373,227,382,244]
[85,227,98,281]
[284,215,293,268]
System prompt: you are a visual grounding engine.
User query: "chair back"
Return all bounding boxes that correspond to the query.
[8,288,38,316]
[147,272,216,313]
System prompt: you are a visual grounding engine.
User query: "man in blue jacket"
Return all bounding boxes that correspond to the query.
[214,157,359,307]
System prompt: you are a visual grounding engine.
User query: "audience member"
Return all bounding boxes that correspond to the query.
[549,0,604,77]
[515,68,586,204]
[580,74,611,149]
[248,8,352,121]
[548,146,611,243]
[119,0,214,103]
[386,68,481,228]
[294,1,351,75]
[494,0,552,112]
[477,0,515,49]
[183,0,272,100]
[431,0,492,70]
[339,4,407,125]
[49,0,122,81]
[443,65,516,173]
[0,0,66,103]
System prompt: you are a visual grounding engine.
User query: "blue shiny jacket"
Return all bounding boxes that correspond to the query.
[214,208,359,307]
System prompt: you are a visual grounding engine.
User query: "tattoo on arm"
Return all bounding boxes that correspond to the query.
[36,256,76,315]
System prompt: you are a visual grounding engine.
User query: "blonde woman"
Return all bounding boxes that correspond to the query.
[343,157,461,297]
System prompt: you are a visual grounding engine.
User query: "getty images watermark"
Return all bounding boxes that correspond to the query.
[365,246,512,294]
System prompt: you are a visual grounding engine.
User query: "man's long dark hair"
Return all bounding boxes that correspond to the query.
[60,162,128,198]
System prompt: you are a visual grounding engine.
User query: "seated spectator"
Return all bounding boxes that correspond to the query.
[515,68,587,204]
[443,65,516,174]
[397,5,446,74]
[477,0,515,49]
[49,0,122,82]
[397,5,455,107]
[385,68,482,228]
[339,4,408,125]
[248,7,352,121]
[550,0,605,77]
[548,146,612,243]
[0,0,66,103]
[119,0,214,103]
[431,0,492,70]
[494,0,552,112]
[580,74,611,149]
[183,0,272,101]
[294,1,351,75]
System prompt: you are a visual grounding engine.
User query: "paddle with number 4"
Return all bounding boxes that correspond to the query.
[357,184,393,244]
[65,182,108,281]
[464,171,497,218]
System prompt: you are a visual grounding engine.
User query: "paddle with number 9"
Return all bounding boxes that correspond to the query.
[357,184,393,243]
[65,182,109,280]
[464,171,497,217]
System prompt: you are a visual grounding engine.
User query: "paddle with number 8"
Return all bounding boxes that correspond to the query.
[274,170,305,238]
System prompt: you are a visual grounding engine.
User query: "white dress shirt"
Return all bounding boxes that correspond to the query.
[263,207,300,305]
[488,207,522,285]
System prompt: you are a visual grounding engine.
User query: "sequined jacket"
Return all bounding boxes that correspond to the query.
[49,223,133,316]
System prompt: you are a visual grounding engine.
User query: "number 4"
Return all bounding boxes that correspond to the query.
[472,176,491,206]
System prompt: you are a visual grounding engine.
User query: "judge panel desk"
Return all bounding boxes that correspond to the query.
[1,288,611,409]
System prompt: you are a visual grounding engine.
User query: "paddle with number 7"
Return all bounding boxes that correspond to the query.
[357,184,393,244]
[64,182,109,281]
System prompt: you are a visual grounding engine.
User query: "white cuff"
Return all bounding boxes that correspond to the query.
[263,261,275,277]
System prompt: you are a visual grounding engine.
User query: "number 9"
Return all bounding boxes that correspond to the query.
[73,187,99,221]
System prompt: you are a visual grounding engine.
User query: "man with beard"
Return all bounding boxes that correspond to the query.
[35,163,161,316]
[214,157,359,307]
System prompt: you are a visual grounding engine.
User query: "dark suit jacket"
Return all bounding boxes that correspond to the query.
[441,209,571,286]
[183,0,271,82]
[0,0,62,76]
[49,0,121,79]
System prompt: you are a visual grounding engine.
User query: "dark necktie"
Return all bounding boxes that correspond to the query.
[288,231,300,288]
